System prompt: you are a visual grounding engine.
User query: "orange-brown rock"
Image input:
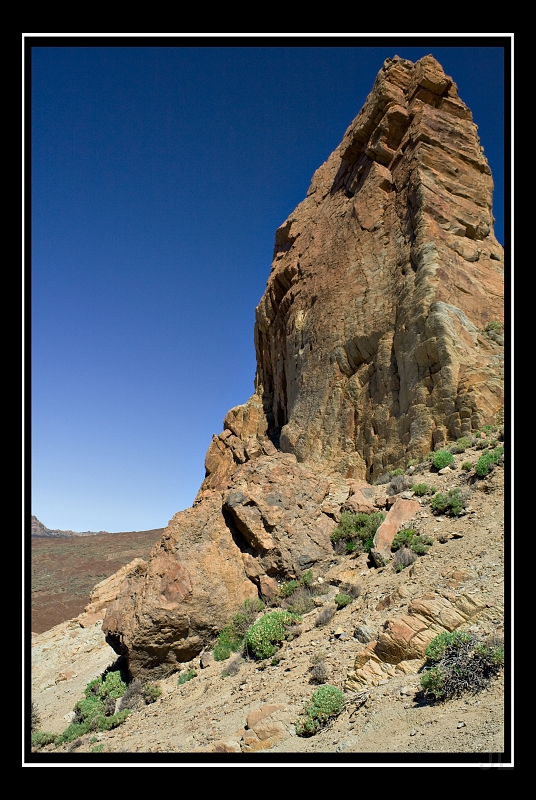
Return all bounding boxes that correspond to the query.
[254,54,503,481]
[102,54,503,681]
[103,454,336,679]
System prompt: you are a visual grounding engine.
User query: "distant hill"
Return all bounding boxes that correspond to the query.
[31,515,160,538]
[31,525,165,633]
[31,515,109,538]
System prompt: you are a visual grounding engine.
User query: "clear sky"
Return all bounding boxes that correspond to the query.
[29,35,508,532]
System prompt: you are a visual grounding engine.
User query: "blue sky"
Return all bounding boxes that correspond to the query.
[29,36,508,532]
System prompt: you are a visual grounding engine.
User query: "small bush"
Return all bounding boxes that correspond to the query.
[300,569,313,587]
[394,546,417,571]
[309,661,330,685]
[374,473,391,486]
[451,436,471,454]
[391,528,417,550]
[412,483,432,496]
[330,511,385,553]
[432,450,454,470]
[177,669,197,685]
[389,468,404,477]
[143,683,161,704]
[421,632,504,700]
[315,604,336,628]
[244,611,301,659]
[279,579,299,598]
[286,586,316,615]
[430,488,467,517]
[485,321,503,334]
[31,731,58,749]
[475,446,504,477]
[334,593,353,609]
[221,655,244,678]
[461,461,473,471]
[392,528,432,557]
[91,744,105,753]
[295,685,345,736]
[386,474,414,496]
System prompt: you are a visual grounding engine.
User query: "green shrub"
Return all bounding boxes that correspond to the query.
[461,461,473,471]
[475,446,504,477]
[91,744,105,753]
[334,593,352,609]
[55,669,130,745]
[31,731,58,749]
[295,685,345,736]
[421,632,504,700]
[300,569,313,587]
[485,321,503,334]
[143,683,161,703]
[213,597,265,661]
[432,450,454,470]
[177,669,197,685]
[330,511,386,553]
[245,611,301,659]
[389,468,404,477]
[279,579,299,598]
[452,436,471,454]
[391,528,432,556]
[412,483,432,496]
[430,488,467,517]
[391,528,417,550]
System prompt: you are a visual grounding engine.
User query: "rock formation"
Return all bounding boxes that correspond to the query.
[102,55,504,681]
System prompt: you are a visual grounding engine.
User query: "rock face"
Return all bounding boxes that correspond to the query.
[255,54,504,480]
[102,55,503,680]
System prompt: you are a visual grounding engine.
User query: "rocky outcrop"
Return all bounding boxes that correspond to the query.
[345,591,487,690]
[102,54,503,681]
[254,54,503,480]
[103,453,338,679]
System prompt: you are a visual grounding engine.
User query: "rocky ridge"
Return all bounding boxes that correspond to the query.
[30,440,506,758]
[99,54,504,683]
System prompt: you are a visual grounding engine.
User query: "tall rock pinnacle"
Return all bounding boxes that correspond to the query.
[103,56,504,679]
[253,54,504,481]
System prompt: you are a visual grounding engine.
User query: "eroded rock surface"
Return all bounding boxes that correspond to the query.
[255,54,503,480]
[101,54,504,681]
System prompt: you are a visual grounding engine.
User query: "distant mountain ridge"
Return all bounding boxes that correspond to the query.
[31,515,158,538]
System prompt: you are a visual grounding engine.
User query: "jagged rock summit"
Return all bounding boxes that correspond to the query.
[102,55,504,681]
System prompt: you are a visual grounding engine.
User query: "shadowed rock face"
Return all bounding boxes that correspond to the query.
[102,55,504,679]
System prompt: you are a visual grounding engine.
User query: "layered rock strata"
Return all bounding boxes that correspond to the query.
[102,55,504,679]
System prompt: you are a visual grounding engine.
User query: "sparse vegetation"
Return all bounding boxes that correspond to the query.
[461,461,473,471]
[330,511,385,554]
[295,685,345,736]
[451,436,471,454]
[484,321,503,334]
[394,546,418,571]
[177,669,197,685]
[420,631,504,700]
[412,483,433,496]
[213,597,265,661]
[221,655,244,678]
[334,593,353,609]
[386,474,414,496]
[143,683,162,703]
[31,731,58,749]
[244,611,301,659]
[432,450,454,470]
[475,446,504,477]
[314,604,336,627]
[430,487,469,516]
[391,528,433,558]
